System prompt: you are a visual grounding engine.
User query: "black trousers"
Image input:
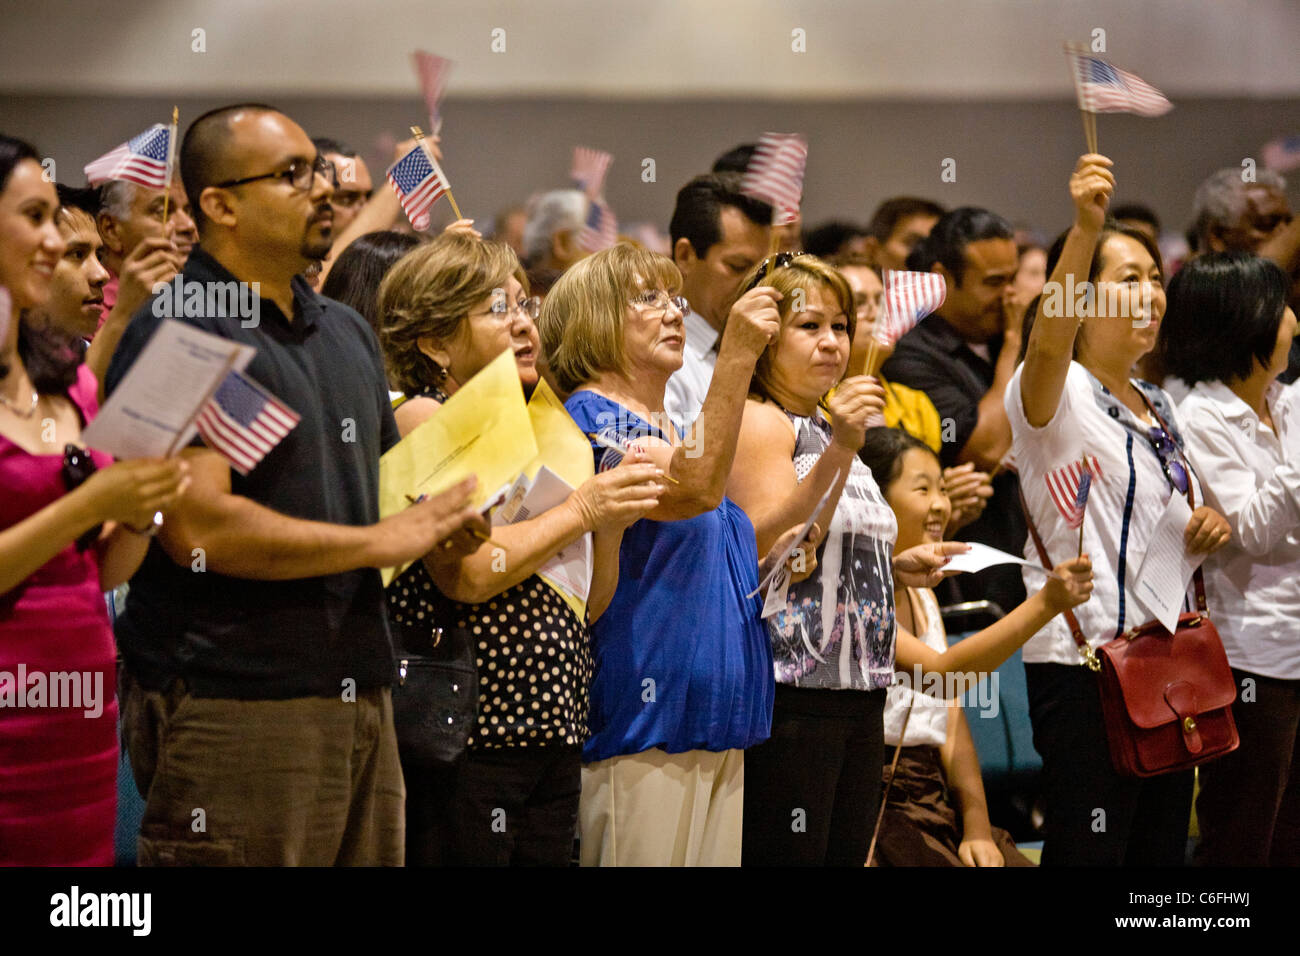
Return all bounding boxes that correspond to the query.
[405,744,581,866]
[1025,662,1193,866]
[742,684,886,866]
[1195,668,1300,866]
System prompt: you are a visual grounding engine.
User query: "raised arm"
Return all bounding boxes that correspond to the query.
[629,286,782,520]
[893,556,1093,680]
[727,378,883,558]
[1020,154,1115,427]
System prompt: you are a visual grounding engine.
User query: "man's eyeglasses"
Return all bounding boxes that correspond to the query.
[215,154,337,192]
[741,251,808,294]
[630,290,688,316]
[1147,425,1189,495]
[474,295,542,321]
[61,444,101,552]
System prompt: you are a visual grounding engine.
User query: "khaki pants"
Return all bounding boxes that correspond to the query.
[579,747,744,866]
[121,672,404,866]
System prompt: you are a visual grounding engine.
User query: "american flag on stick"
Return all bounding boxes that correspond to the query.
[578,197,618,252]
[1067,50,1172,117]
[1046,455,1104,530]
[195,369,300,475]
[84,124,173,189]
[386,143,450,231]
[411,50,453,135]
[876,270,947,346]
[571,147,612,199]
[741,132,807,226]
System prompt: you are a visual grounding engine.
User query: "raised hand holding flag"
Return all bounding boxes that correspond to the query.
[741,132,808,228]
[84,123,174,189]
[385,128,459,230]
[571,147,612,199]
[1066,45,1172,153]
[856,270,947,377]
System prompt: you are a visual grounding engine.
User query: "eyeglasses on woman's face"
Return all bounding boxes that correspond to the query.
[629,289,688,317]
[472,291,542,322]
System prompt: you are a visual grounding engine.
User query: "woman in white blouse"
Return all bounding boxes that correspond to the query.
[1007,154,1232,866]
[1159,252,1299,866]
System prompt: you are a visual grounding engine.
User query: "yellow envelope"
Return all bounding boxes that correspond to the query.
[523,378,597,619]
[379,348,538,585]
[525,378,596,488]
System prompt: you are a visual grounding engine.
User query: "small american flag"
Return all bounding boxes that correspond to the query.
[1068,51,1172,117]
[386,144,449,231]
[876,270,947,345]
[741,132,807,226]
[571,146,612,199]
[195,369,300,475]
[84,124,173,188]
[1045,456,1103,529]
[1262,135,1300,173]
[578,197,618,252]
[411,50,453,135]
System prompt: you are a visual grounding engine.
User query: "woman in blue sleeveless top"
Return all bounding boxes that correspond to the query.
[539,243,793,866]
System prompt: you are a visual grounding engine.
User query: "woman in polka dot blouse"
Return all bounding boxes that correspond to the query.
[377,233,665,865]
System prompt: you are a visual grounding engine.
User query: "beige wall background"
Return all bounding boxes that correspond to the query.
[3,0,1298,239]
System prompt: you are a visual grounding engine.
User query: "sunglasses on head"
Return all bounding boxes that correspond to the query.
[61,444,102,552]
[741,252,808,295]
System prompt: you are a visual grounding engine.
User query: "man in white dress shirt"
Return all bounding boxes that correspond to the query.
[663,172,771,429]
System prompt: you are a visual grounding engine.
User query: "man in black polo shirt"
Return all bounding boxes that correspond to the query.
[105,104,486,866]
[881,206,1026,616]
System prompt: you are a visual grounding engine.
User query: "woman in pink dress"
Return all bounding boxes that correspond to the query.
[0,135,188,865]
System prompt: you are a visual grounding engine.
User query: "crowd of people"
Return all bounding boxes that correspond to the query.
[1,101,1298,867]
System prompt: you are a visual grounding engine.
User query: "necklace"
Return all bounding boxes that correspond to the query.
[0,387,38,419]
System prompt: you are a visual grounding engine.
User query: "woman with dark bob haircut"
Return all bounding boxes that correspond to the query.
[1160,252,1300,866]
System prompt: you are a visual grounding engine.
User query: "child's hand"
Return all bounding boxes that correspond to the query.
[1043,554,1093,612]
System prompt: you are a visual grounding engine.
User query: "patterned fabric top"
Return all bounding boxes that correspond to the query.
[388,563,591,749]
[767,409,899,690]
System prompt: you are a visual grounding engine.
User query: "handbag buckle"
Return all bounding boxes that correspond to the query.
[398,659,408,686]
[1080,644,1101,672]
[1183,716,1197,734]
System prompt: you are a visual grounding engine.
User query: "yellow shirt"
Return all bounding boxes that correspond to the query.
[880,376,943,452]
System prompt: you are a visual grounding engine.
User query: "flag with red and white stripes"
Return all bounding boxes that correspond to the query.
[1068,51,1172,117]
[578,197,618,252]
[571,146,612,199]
[876,270,947,346]
[194,369,299,475]
[386,144,450,231]
[740,132,807,226]
[411,50,453,134]
[84,124,173,189]
[1045,456,1104,529]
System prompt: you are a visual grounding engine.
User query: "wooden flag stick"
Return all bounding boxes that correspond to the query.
[1081,109,1098,154]
[1077,455,1088,557]
[160,106,179,225]
[761,217,782,281]
[410,125,463,222]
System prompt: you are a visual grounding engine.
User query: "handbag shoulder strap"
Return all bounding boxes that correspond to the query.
[1135,388,1209,615]
[1016,483,1100,671]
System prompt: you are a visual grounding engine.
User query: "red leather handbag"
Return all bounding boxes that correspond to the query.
[1021,487,1240,778]
[1092,570,1239,777]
